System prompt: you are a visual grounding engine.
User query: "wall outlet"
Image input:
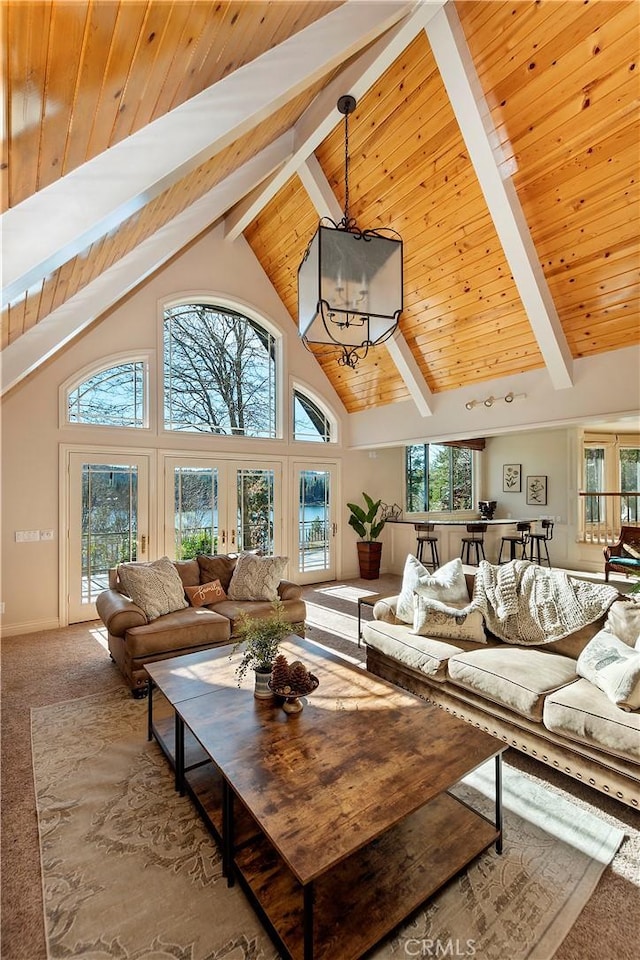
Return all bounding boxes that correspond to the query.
[15,529,40,542]
[40,529,55,541]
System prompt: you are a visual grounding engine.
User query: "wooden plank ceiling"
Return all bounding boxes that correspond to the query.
[2,0,639,413]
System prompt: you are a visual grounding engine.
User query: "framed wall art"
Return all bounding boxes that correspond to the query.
[526,475,547,506]
[503,464,521,492]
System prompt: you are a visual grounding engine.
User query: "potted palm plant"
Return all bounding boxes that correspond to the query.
[232,599,292,698]
[347,492,386,580]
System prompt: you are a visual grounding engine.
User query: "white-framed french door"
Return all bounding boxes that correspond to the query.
[293,461,339,583]
[164,456,284,559]
[64,449,152,623]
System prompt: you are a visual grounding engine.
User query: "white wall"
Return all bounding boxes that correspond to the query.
[0,224,375,634]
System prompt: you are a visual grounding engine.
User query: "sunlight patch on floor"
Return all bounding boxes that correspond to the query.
[313,584,379,603]
[90,625,109,650]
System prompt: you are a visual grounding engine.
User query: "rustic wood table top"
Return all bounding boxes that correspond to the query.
[148,636,502,886]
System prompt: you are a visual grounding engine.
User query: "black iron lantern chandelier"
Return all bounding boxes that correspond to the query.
[297,95,403,369]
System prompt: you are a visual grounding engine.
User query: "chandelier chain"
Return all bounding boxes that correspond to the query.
[343,106,350,224]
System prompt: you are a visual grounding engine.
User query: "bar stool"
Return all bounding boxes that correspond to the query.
[460,523,487,565]
[524,519,554,566]
[414,522,440,570]
[498,522,531,564]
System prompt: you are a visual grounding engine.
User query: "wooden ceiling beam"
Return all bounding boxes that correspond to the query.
[2,0,413,309]
[425,3,575,390]
[224,0,446,242]
[1,135,293,396]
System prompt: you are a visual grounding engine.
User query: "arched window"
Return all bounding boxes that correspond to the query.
[164,303,277,437]
[67,360,146,427]
[293,389,333,442]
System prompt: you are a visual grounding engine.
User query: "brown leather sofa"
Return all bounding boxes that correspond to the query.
[96,554,306,697]
[364,573,639,809]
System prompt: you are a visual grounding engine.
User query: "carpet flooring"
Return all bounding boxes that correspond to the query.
[1,575,639,960]
[30,688,622,960]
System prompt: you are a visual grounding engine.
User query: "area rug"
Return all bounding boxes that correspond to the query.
[31,688,623,960]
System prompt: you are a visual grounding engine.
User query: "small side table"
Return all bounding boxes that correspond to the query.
[357,593,386,647]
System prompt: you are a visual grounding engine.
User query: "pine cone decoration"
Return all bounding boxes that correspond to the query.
[290,661,314,694]
[271,654,291,691]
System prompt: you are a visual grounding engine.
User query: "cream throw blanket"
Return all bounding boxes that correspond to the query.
[468,560,619,645]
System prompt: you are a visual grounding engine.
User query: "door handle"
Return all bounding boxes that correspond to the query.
[332,522,337,537]
[140,534,147,554]
[231,529,236,545]
[221,529,226,545]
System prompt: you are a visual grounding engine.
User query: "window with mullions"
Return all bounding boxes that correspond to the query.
[67,362,145,427]
[406,443,473,512]
[164,303,277,437]
[293,390,332,442]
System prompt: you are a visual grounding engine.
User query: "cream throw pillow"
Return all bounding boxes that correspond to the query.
[412,596,486,643]
[227,553,288,601]
[397,556,470,625]
[577,629,640,711]
[118,556,188,621]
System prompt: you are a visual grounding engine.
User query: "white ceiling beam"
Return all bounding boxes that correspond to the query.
[297,155,343,223]
[1,136,293,396]
[298,155,434,416]
[425,3,574,390]
[1,0,414,308]
[386,331,434,417]
[224,0,446,241]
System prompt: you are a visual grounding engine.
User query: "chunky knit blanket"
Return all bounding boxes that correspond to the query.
[470,560,619,645]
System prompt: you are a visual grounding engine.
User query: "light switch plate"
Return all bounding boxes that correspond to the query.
[40,529,55,541]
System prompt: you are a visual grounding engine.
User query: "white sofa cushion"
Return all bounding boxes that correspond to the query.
[363,620,484,682]
[447,647,578,722]
[544,679,640,765]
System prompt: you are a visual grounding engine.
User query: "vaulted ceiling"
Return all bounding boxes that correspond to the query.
[2,0,639,413]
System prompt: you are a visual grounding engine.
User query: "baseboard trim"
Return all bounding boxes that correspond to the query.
[1,618,61,637]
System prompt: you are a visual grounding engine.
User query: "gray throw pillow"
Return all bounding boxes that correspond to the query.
[118,556,188,621]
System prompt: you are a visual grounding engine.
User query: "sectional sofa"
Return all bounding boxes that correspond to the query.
[364,562,640,809]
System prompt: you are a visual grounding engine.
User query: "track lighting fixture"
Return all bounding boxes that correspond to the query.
[464,392,524,411]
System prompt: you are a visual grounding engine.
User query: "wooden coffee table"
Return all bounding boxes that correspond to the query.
[147,636,504,960]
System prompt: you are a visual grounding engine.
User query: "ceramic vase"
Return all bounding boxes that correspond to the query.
[254,666,273,700]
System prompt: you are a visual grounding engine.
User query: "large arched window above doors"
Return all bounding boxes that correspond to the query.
[292,388,335,443]
[163,302,278,437]
[64,357,148,428]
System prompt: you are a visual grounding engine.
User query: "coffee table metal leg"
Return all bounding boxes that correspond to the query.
[303,882,314,959]
[495,753,503,854]
[147,678,153,741]
[175,713,185,795]
[222,780,235,887]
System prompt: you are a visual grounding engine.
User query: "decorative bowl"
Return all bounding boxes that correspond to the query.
[269,674,319,713]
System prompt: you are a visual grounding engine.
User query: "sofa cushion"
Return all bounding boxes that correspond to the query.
[197,554,237,591]
[544,679,640,765]
[447,647,578,722]
[117,556,188,621]
[185,579,227,607]
[125,607,231,657]
[227,553,288,601]
[604,599,640,648]
[213,597,306,637]
[412,596,486,643]
[577,630,640,710]
[363,620,486,682]
[397,555,469,624]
